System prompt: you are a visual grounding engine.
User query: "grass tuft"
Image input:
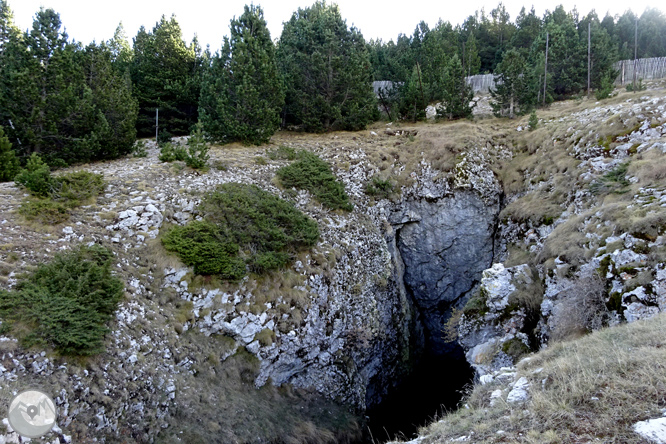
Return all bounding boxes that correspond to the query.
[418,313,666,443]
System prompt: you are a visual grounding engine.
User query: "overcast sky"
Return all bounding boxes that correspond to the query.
[7,0,663,50]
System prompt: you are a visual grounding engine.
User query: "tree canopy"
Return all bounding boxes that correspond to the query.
[199,5,284,145]
[130,15,202,137]
[0,4,137,165]
[277,1,377,132]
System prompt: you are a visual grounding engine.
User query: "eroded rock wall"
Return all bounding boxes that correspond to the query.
[392,191,501,354]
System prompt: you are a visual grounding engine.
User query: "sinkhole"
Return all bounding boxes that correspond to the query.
[364,347,474,442]
[358,193,499,442]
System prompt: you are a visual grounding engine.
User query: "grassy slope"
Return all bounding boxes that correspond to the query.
[393,82,666,443]
[415,312,666,443]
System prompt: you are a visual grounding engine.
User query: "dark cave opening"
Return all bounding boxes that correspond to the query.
[353,201,498,443]
[363,345,474,443]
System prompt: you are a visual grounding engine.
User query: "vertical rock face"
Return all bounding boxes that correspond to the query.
[392,190,501,354]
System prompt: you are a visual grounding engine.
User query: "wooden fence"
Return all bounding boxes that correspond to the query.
[615,57,666,84]
[373,57,666,97]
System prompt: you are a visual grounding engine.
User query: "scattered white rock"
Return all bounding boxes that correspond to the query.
[507,377,530,403]
[634,417,666,443]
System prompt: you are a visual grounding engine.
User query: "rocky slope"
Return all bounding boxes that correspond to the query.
[2,83,666,443]
[0,121,502,442]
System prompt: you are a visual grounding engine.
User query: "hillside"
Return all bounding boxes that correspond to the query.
[1,81,666,443]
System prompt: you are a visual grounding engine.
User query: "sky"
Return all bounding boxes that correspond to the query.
[7,0,664,50]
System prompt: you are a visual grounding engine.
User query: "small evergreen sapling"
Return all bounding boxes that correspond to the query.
[595,70,615,100]
[14,153,55,197]
[185,123,209,169]
[528,111,538,131]
[0,126,19,182]
[159,142,187,162]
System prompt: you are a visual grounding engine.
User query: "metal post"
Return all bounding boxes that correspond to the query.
[543,32,549,107]
[8,119,20,146]
[587,22,591,97]
[633,18,638,92]
[155,108,159,143]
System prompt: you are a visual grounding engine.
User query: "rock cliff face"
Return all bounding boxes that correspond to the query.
[392,191,500,354]
[456,92,666,378]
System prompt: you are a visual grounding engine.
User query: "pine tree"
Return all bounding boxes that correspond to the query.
[490,49,532,118]
[538,7,586,98]
[199,5,284,145]
[0,0,23,138]
[277,1,377,132]
[464,32,482,76]
[0,125,19,181]
[438,54,475,120]
[510,7,542,54]
[578,13,618,91]
[0,8,137,164]
[80,43,138,159]
[398,63,429,121]
[0,0,19,52]
[130,15,199,136]
[421,20,458,101]
[107,22,132,74]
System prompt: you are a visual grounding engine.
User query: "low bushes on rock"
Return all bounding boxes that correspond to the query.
[276,151,353,211]
[162,183,319,279]
[0,245,124,355]
[14,153,56,197]
[365,176,394,199]
[158,124,209,169]
[18,199,70,225]
[162,220,245,279]
[158,142,188,162]
[14,154,106,223]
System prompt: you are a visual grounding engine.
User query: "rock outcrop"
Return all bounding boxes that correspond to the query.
[392,190,500,354]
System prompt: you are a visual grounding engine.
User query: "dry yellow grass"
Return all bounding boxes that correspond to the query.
[411,313,666,444]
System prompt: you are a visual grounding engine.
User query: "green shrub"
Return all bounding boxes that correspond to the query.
[159,142,188,162]
[626,79,646,92]
[14,154,56,197]
[502,338,531,360]
[365,176,394,199]
[590,163,630,195]
[162,220,245,279]
[53,171,106,205]
[0,126,20,182]
[267,145,297,161]
[595,71,615,100]
[0,245,123,355]
[185,123,209,169]
[132,140,148,157]
[528,111,538,131]
[212,160,229,171]
[163,183,319,279]
[463,288,489,316]
[276,151,353,211]
[15,163,104,224]
[157,129,173,146]
[18,199,70,224]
